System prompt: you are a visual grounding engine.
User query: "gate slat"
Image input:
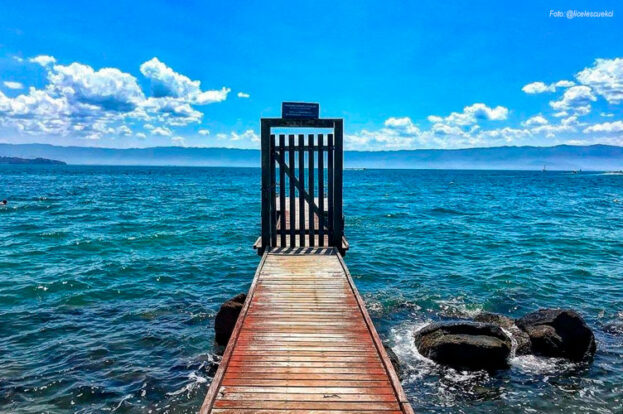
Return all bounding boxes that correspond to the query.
[288,134,296,247]
[298,134,305,245]
[279,135,286,247]
[328,134,334,245]
[270,134,277,246]
[318,134,324,247]
[333,122,343,248]
[308,134,315,247]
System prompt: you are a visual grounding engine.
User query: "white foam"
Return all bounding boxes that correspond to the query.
[510,354,577,375]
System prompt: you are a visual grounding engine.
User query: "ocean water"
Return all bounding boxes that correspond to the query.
[1,165,622,413]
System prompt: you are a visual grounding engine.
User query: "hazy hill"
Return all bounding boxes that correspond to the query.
[0,156,66,165]
[0,143,622,170]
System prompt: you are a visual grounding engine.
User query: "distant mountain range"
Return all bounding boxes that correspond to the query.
[0,156,66,165]
[1,143,622,170]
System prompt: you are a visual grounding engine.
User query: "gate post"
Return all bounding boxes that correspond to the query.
[260,119,271,254]
[332,119,344,250]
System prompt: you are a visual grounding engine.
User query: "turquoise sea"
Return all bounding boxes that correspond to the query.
[1,165,622,413]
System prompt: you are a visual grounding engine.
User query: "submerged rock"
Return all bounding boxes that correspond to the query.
[516,309,596,361]
[383,344,403,380]
[475,312,532,356]
[414,322,511,371]
[214,293,247,347]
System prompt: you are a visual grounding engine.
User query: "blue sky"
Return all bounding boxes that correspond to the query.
[0,1,622,150]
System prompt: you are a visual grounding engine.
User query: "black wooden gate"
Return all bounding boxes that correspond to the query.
[258,117,344,254]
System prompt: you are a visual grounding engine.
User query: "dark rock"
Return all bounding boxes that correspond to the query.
[383,344,403,380]
[475,312,532,356]
[516,309,596,361]
[214,293,247,347]
[414,322,511,371]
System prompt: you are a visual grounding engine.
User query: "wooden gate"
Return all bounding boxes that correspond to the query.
[257,117,345,254]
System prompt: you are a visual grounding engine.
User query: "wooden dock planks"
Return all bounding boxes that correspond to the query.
[200,248,413,414]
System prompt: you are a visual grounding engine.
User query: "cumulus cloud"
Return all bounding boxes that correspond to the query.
[384,117,420,134]
[428,103,508,126]
[522,82,551,94]
[522,80,575,94]
[3,81,23,90]
[47,62,145,111]
[522,115,549,127]
[347,117,427,150]
[549,85,596,116]
[151,126,172,136]
[171,136,186,146]
[583,121,623,134]
[0,87,70,135]
[140,57,230,104]
[576,58,623,104]
[231,129,259,142]
[29,55,56,66]
[0,55,231,141]
[4,53,623,150]
[213,129,260,146]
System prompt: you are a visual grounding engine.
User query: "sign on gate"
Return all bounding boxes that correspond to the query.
[282,102,319,119]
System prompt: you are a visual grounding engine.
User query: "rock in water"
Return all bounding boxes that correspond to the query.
[383,344,403,380]
[516,309,596,361]
[414,322,511,370]
[475,312,532,355]
[214,293,247,347]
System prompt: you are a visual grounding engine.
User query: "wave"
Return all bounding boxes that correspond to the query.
[429,207,472,215]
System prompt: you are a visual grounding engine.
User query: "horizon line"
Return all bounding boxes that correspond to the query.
[1,142,622,152]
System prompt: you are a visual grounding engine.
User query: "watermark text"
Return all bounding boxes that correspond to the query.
[549,9,614,19]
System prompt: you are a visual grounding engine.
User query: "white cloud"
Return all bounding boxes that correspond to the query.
[477,127,531,142]
[522,80,575,94]
[2,54,233,142]
[583,121,623,134]
[549,85,596,116]
[3,81,23,90]
[171,136,186,146]
[237,92,250,98]
[47,62,145,111]
[428,103,508,126]
[529,123,574,139]
[231,129,259,142]
[136,132,146,139]
[140,57,198,99]
[116,125,132,136]
[151,126,172,136]
[140,97,202,125]
[522,82,551,94]
[576,58,623,104]
[198,129,210,135]
[29,55,56,66]
[522,115,549,127]
[430,123,467,137]
[0,87,70,135]
[346,117,426,150]
[384,117,420,134]
[140,57,230,104]
[555,80,576,88]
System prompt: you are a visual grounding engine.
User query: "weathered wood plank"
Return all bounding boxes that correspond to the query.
[200,249,412,414]
[213,399,401,410]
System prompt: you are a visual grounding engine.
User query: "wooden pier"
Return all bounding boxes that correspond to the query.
[201,106,413,413]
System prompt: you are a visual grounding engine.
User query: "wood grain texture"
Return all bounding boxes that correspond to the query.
[200,249,413,413]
